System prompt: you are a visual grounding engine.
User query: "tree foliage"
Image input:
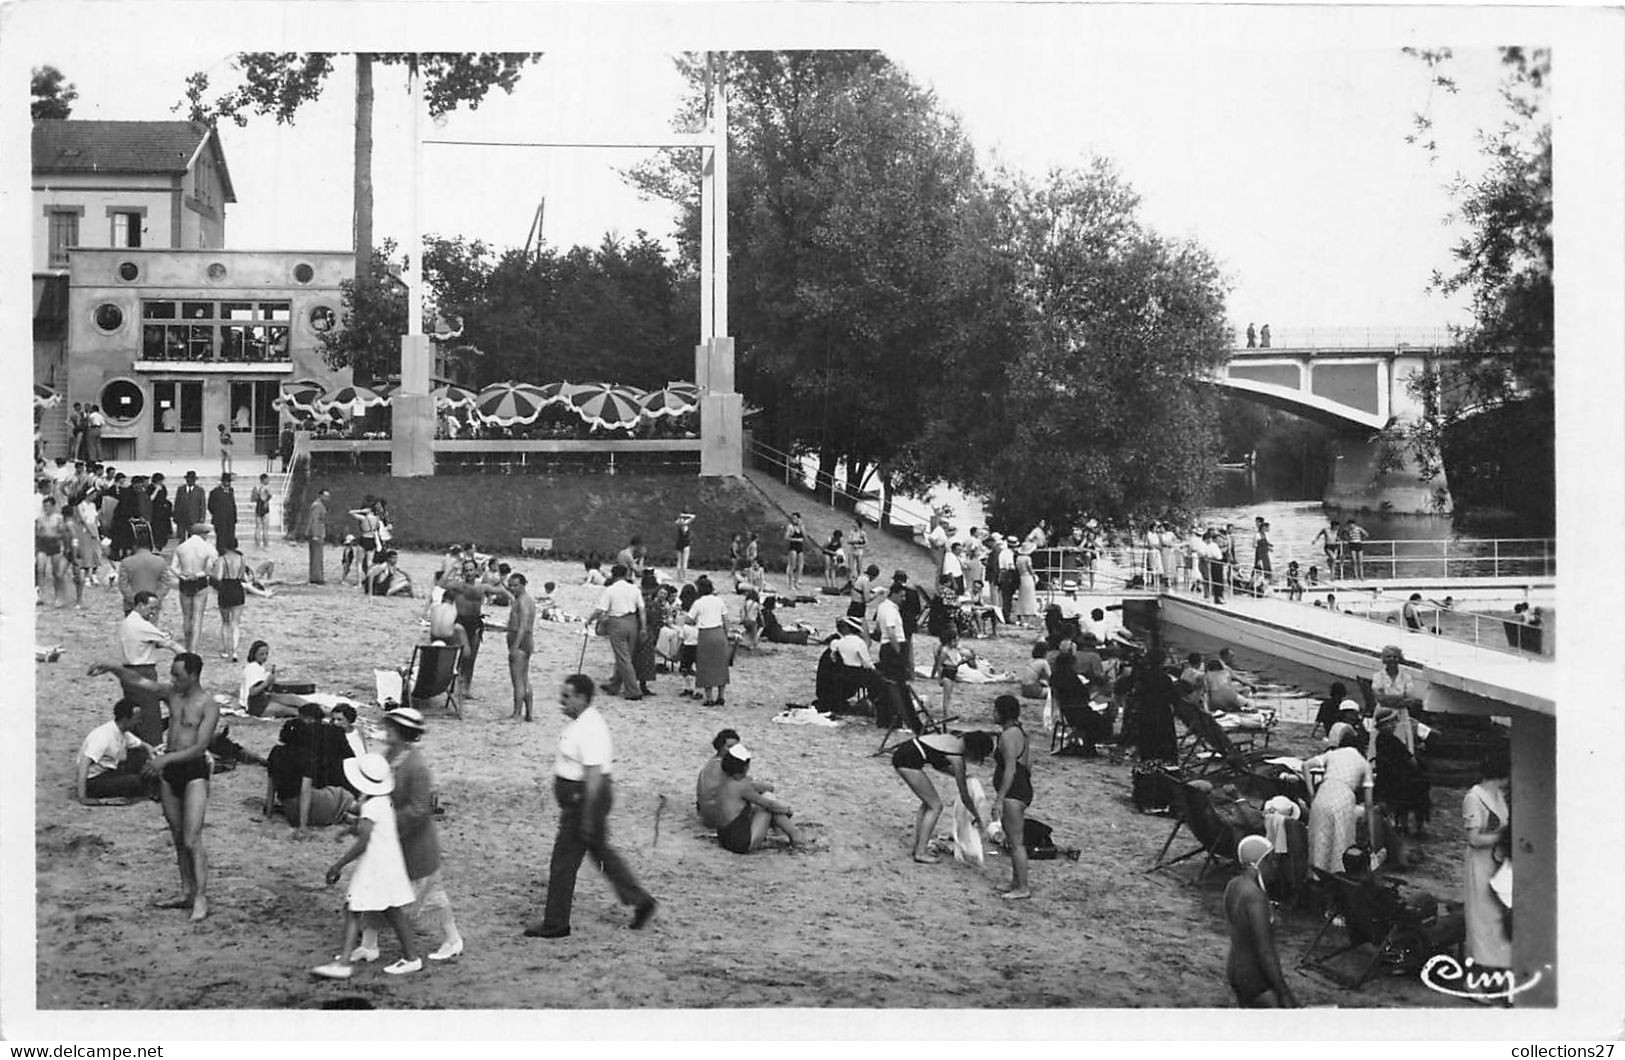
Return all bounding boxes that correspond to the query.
[31,65,77,119]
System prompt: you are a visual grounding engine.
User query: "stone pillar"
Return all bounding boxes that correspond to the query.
[699,336,741,477]
[391,334,435,477]
[1510,711,1557,1007]
[1324,429,1451,514]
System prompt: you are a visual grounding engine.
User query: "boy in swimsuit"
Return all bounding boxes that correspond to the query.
[506,572,537,722]
[88,653,219,922]
[701,745,802,853]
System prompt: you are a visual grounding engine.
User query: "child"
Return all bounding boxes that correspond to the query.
[933,628,967,718]
[678,619,700,698]
[339,534,361,586]
[1306,565,1321,588]
[581,557,606,586]
[738,589,762,651]
[1285,561,1304,601]
[312,753,422,979]
[537,581,562,621]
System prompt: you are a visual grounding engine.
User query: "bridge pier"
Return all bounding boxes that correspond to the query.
[1325,430,1451,515]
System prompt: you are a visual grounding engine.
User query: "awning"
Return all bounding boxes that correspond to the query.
[33,274,68,324]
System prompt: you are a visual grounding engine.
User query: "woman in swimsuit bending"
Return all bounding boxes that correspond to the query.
[890,728,997,864]
[993,694,1034,899]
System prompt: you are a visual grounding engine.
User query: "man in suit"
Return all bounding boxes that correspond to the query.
[307,488,330,584]
[207,474,238,552]
[172,471,206,541]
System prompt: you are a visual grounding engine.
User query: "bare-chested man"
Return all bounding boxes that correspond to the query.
[35,495,71,607]
[699,744,803,854]
[505,572,537,722]
[170,524,216,653]
[89,652,219,921]
[440,559,504,700]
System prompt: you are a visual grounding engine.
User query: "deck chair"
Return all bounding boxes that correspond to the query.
[1144,781,1264,883]
[1170,694,1211,767]
[874,681,957,756]
[404,643,463,719]
[1300,869,1465,989]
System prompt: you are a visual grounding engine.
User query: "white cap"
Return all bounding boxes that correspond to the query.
[726,743,753,762]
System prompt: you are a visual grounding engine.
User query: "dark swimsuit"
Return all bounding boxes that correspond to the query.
[787,526,805,553]
[215,578,245,609]
[676,527,692,550]
[717,805,755,853]
[162,756,210,797]
[993,724,1033,806]
[892,735,959,773]
[177,575,208,597]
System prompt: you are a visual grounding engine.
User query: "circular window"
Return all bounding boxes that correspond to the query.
[293,262,315,284]
[117,261,140,282]
[93,303,125,332]
[309,305,337,333]
[207,262,227,281]
[98,379,145,423]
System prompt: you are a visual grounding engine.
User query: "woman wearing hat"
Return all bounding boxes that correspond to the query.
[1013,543,1038,629]
[313,752,422,979]
[351,707,465,964]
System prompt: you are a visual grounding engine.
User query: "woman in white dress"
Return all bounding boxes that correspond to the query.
[1304,729,1373,874]
[1463,756,1513,969]
[1014,546,1039,628]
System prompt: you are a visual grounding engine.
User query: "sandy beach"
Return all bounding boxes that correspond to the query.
[32,530,1480,1012]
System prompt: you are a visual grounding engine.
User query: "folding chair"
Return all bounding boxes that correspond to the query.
[1144,781,1263,884]
[874,681,957,756]
[404,643,463,719]
[1300,869,1465,989]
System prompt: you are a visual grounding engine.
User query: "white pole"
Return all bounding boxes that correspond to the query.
[408,58,424,340]
[713,56,728,340]
[699,54,714,344]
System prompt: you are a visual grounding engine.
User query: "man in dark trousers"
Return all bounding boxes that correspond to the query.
[278,424,296,472]
[172,471,206,542]
[207,474,238,552]
[307,488,330,584]
[524,674,656,939]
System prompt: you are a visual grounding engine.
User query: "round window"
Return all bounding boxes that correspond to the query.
[293,262,315,284]
[309,305,337,333]
[99,379,145,423]
[93,303,125,332]
[117,261,140,282]
[207,262,227,281]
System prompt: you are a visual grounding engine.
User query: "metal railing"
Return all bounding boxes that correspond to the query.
[745,438,940,533]
[1289,537,1555,581]
[1229,325,1456,350]
[1320,592,1550,660]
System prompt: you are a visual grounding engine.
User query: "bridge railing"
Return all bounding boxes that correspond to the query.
[1309,538,1555,581]
[1229,325,1456,350]
[745,438,940,532]
[1325,594,1551,660]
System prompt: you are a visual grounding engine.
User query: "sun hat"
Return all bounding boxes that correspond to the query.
[837,617,863,635]
[384,705,427,733]
[726,743,753,762]
[1237,834,1273,866]
[1337,699,1362,716]
[1374,705,1401,729]
[343,752,395,797]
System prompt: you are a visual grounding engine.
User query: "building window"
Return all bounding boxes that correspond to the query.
[152,381,203,433]
[93,303,125,333]
[141,300,292,363]
[99,379,145,423]
[47,210,79,267]
[112,211,143,248]
[206,262,226,281]
[309,305,337,333]
[293,263,315,284]
[117,261,141,282]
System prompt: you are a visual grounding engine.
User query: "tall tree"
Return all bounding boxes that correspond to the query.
[179,52,541,287]
[31,65,77,119]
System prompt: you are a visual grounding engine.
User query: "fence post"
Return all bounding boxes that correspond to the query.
[1493,539,1501,579]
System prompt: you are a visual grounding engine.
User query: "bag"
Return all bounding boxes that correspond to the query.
[1023,817,1058,858]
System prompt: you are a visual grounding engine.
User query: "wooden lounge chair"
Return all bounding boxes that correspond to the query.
[1300,868,1465,989]
[1144,781,1264,884]
[404,643,463,720]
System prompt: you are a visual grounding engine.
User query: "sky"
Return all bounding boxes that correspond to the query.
[16,7,1538,337]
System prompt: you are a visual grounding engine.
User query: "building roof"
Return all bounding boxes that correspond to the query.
[32,120,236,203]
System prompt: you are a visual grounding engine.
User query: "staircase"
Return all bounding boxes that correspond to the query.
[100,455,296,534]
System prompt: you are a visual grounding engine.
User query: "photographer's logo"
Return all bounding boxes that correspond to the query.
[1420,954,1546,1002]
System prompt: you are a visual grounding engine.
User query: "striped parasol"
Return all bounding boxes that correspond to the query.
[533,380,573,406]
[473,381,549,426]
[664,380,700,401]
[566,382,647,431]
[430,384,480,410]
[33,383,62,409]
[319,384,390,417]
[274,378,328,415]
[639,386,698,419]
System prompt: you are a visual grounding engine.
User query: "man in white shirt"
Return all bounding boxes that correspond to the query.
[942,542,965,594]
[120,591,184,746]
[587,564,646,700]
[170,524,216,653]
[925,515,949,578]
[874,582,910,696]
[524,674,656,939]
[77,699,155,802]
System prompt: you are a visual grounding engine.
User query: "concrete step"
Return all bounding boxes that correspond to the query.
[88,459,295,531]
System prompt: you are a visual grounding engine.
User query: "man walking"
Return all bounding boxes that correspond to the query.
[587,564,645,701]
[307,488,330,584]
[524,674,656,939]
[172,471,206,542]
[89,653,219,922]
[207,474,238,552]
[170,525,215,654]
[506,572,537,722]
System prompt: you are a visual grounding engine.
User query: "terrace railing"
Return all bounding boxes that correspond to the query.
[1309,538,1555,581]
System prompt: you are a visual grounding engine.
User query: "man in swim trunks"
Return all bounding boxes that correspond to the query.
[169,524,215,653]
[700,744,802,853]
[1224,834,1299,1007]
[89,652,219,922]
[441,559,504,700]
[505,571,537,722]
[35,496,70,607]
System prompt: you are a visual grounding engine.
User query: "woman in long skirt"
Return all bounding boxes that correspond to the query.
[1304,731,1372,874]
[1014,548,1039,629]
[149,473,173,552]
[687,575,731,706]
[1463,757,1512,968]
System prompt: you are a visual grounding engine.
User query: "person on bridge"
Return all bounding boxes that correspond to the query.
[1312,520,1343,580]
[1245,323,1257,349]
[1259,323,1272,348]
[1342,519,1369,580]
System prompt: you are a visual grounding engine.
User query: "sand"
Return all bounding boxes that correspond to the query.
[32,532,1479,1011]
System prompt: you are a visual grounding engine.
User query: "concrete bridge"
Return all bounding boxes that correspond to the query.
[1212,330,1456,513]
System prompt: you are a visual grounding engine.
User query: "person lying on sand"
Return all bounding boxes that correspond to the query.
[700,744,802,854]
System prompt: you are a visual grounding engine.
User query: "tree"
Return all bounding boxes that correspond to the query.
[629,51,990,509]
[317,240,408,382]
[1402,47,1553,526]
[31,65,77,119]
[180,52,541,287]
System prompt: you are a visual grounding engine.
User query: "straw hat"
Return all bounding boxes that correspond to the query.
[384,705,427,733]
[343,752,395,796]
[837,617,863,635]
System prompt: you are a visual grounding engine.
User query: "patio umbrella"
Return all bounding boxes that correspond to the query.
[566,382,647,431]
[664,380,700,401]
[639,386,698,420]
[320,384,390,417]
[473,381,549,426]
[33,383,62,409]
[430,384,480,410]
[533,381,573,406]
[274,378,328,415]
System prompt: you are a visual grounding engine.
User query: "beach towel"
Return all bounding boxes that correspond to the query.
[374,669,404,707]
[771,706,840,727]
[1263,795,1302,854]
[951,778,990,866]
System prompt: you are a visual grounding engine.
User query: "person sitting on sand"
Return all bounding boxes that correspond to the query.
[536,581,564,622]
[701,744,803,854]
[363,550,415,598]
[77,698,157,803]
[890,729,996,864]
[240,640,308,719]
[581,557,606,586]
[265,703,357,829]
[1018,640,1052,700]
[760,596,813,645]
[696,729,744,814]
